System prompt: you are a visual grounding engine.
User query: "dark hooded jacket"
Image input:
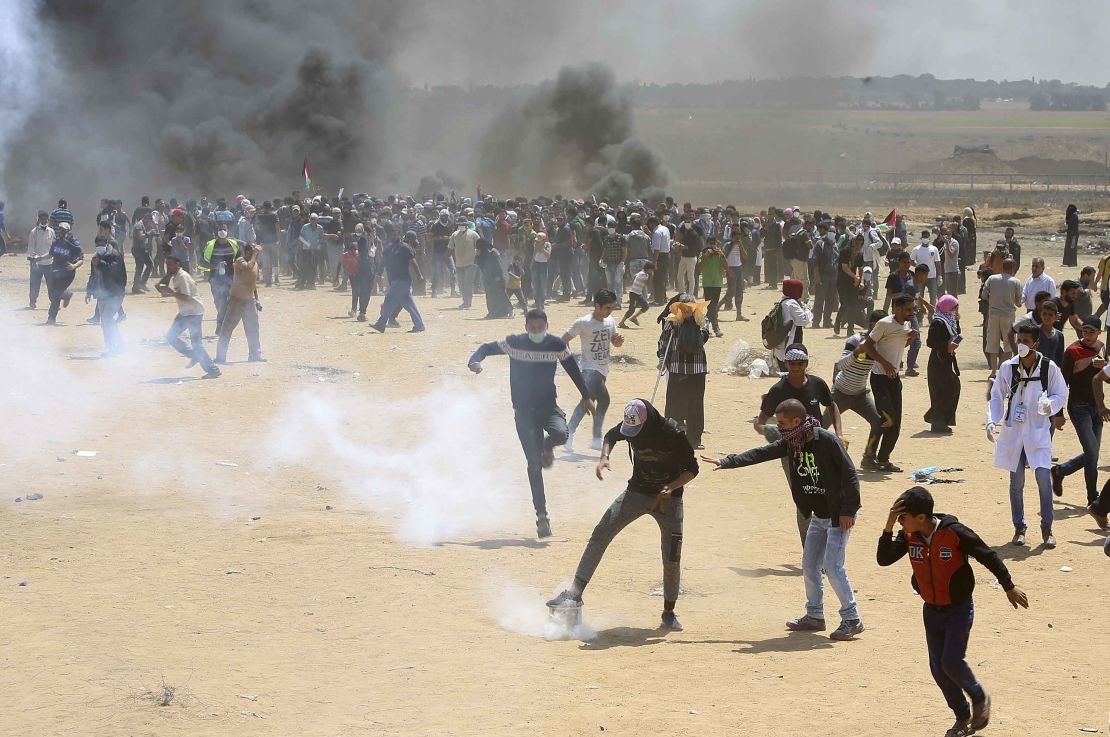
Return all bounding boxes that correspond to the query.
[602,399,699,497]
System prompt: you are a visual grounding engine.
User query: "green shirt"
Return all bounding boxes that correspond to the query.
[699,251,726,288]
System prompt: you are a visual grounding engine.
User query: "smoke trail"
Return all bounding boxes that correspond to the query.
[476,63,668,202]
[485,576,597,642]
[267,384,531,547]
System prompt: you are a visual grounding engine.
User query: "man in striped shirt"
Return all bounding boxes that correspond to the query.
[49,199,74,230]
[468,310,595,538]
[832,310,887,468]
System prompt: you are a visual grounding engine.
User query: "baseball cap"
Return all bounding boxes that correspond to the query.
[620,399,648,437]
[1081,316,1102,332]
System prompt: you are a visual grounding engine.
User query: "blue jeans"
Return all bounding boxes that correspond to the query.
[802,515,858,621]
[166,314,215,371]
[907,316,922,370]
[924,599,983,722]
[98,294,125,353]
[209,274,232,333]
[513,404,568,516]
[1009,450,1054,531]
[569,369,610,440]
[531,261,548,308]
[605,262,625,304]
[1059,401,1103,503]
[374,279,425,331]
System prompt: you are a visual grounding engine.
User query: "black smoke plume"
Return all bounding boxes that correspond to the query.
[476,63,667,202]
[1,0,411,217]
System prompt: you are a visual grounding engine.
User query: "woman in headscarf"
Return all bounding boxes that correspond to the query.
[476,236,513,318]
[925,294,962,433]
[657,294,711,449]
[1064,204,1080,267]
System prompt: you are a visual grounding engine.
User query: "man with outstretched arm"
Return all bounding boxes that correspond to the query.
[547,399,698,631]
[468,309,595,538]
[703,398,864,641]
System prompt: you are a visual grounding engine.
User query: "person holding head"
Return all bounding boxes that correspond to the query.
[468,310,595,538]
[925,295,963,433]
[156,255,220,379]
[704,398,863,642]
[986,324,1068,547]
[1051,316,1107,506]
[547,399,698,631]
[878,486,1029,737]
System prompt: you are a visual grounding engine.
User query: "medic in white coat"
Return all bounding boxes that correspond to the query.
[986,326,1068,547]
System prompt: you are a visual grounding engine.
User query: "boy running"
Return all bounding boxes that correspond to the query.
[563,289,625,453]
[619,261,655,328]
[877,486,1029,737]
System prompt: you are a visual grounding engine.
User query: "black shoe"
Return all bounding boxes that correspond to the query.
[546,590,582,609]
[203,367,221,379]
[370,322,385,333]
[537,514,553,539]
[1051,465,1064,497]
[660,611,684,631]
[409,327,425,333]
[930,424,953,434]
[905,368,920,377]
[875,460,902,473]
[356,314,366,322]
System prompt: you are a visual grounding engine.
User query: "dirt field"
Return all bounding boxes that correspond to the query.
[1,222,1107,737]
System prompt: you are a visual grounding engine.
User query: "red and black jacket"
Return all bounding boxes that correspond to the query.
[877,513,1014,606]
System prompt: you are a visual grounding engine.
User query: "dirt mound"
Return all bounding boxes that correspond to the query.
[907,151,1019,176]
[1010,156,1109,176]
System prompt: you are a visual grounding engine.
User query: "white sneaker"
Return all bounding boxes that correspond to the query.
[590,437,603,451]
[564,433,575,454]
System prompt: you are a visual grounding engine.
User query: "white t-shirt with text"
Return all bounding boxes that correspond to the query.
[566,315,616,375]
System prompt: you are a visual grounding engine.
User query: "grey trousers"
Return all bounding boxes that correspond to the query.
[573,489,683,605]
[831,388,883,437]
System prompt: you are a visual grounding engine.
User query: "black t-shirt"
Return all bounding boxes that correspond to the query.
[587,228,606,259]
[1053,297,1076,330]
[760,375,834,425]
[383,240,414,282]
[837,249,862,290]
[255,212,278,243]
[679,222,706,257]
[430,221,452,254]
[50,237,83,269]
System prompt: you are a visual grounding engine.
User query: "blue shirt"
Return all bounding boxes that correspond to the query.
[475,215,495,243]
[300,223,323,251]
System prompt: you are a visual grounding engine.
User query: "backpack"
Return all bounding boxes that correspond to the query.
[761,298,792,349]
[1004,355,1050,422]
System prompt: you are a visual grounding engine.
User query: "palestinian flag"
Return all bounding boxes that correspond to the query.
[303,158,313,193]
[881,208,897,227]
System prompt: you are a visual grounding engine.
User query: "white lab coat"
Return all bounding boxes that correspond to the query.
[986,354,1068,472]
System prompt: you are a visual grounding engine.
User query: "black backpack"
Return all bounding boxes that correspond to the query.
[1004,355,1050,422]
[761,298,791,349]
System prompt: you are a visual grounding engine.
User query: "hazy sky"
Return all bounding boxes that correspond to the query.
[396,0,1108,87]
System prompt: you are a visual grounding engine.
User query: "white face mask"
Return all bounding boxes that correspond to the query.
[1017,343,1032,358]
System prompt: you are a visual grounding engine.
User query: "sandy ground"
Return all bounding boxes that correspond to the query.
[1,225,1108,737]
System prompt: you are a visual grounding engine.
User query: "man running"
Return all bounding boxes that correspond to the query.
[468,309,595,538]
[547,399,698,631]
[156,254,220,379]
[563,289,625,453]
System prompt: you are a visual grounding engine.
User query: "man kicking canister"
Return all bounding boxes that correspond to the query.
[469,309,595,539]
[547,399,699,631]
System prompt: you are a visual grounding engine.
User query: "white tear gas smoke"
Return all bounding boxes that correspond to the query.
[0,0,46,206]
[485,576,597,642]
[1,0,412,216]
[268,384,531,546]
[476,64,668,203]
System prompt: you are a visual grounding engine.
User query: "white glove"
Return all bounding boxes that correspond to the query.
[1103,363,1110,378]
[985,422,996,443]
[1037,391,1053,417]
